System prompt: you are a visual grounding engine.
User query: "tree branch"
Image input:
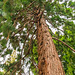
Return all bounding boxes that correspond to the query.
[4,44,31,75]
[52,37,75,52]
[11,68,17,75]
[12,21,30,36]
[4,30,36,75]
[12,1,36,21]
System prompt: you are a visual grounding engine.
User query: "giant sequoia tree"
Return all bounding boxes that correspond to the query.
[0,0,75,75]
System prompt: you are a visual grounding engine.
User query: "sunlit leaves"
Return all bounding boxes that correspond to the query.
[54,25,75,75]
[32,40,38,64]
[0,72,4,75]
[11,50,16,63]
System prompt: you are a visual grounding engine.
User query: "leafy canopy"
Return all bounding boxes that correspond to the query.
[0,0,75,75]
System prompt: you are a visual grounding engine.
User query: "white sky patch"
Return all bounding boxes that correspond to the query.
[0,57,3,62]
[59,0,65,4]
[46,20,58,33]
[29,34,32,38]
[33,35,36,39]
[0,48,7,57]
[58,25,64,35]
[60,16,67,19]
[0,68,3,72]
[19,41,24,50]
[72,0,75,1]
[22,58,34,75]
[15,33,20,36]
[1,36,4,40]
[72,20,75,24]
[0,32,3,35]
[23,28,27,31]
[9,43,14,50]
[6,39,10,48]
[46,20,64,35]
[15,22,20,29]
[0,54,10,64]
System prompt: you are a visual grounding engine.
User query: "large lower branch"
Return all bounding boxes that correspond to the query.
[52,37,75,52]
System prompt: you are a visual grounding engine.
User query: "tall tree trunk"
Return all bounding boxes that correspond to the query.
[37,15,65,75]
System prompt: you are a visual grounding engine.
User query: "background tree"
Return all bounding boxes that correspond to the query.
[0,0,75,75]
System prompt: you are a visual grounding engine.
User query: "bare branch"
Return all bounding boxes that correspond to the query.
[52,37,75,52]
[12,21,30,36]
[11,69,17,75]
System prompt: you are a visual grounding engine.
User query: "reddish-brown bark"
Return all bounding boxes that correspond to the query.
[37,15,65,75]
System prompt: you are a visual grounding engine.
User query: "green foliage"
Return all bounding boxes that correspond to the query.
[69,1,75,7]
[0,0,75,75]
[3,1,11,12]
[2,49,12,57]
[32,40,38,64]
[0,39,7,47]
[0,22,15,39]
[0,72,4,75]
[45,2,51,12]
[53,27,75,75]
[0,1,3,8]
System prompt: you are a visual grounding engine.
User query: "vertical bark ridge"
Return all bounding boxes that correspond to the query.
[37,15,65,75]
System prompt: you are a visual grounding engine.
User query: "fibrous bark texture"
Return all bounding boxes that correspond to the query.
[37,15,65,75]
